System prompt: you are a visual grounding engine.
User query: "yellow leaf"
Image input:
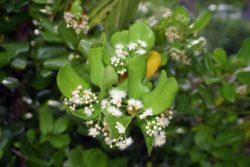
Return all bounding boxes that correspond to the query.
[146,51,161,78]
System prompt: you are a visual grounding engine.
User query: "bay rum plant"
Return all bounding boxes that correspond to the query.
[57,22,178,154]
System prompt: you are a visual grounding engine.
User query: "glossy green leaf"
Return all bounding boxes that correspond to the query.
[38,104,54,135]
[101,65,118,90]
[142,71,178,115]
[189,12,211,33]
[71,105,101,120]
[128,22,155,51]
[213,48,228,68]
[128,56,149,98]
[10,58,27,70]
[88,47,105,87]
[236,71,250,84]
[111,30,129,46]
[41,31,62,43]
[0,52,11,68]
[71,0,83,18]
[43,55,68,70]
[57,63,89,98]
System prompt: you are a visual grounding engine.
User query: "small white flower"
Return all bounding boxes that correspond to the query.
[101,99,109,109]
[88,127,100,137]
[109,88,127,107]
[107,106,122,117]
[139,108,153,119]
[127,99,143,111]
[154,131,166,147]
[128,42,137,51]
[136,49,146,55]
[34,29,40,35]
[84,106,93,117]
[162,8,172,18]
[138,40,147,48]
[138,3,149,13]
[148,16,158,27]
[116,137,133,150]
[115,122,126,134]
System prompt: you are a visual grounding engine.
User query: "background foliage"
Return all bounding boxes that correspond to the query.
[0,0,250,166]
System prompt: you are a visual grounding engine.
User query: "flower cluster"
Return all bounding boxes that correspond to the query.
[145,110,173,147]
[169,47,191,65]
[64,85,98,117]
[111,40,148,75]
[86,120,134,150]
[165,26,181,43]
[64,12,89,34]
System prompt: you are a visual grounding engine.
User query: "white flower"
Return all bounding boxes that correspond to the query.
[101,99,110,109]
[116,137,133,150]
[109,88,127,106]
[154,131,166,147]
[115,122,126,134]
[136,49,146,55]
[127,99,143,111]
[84,106,93,117]
[139,108,153,119]
[128,42,137,51]
[115,44,124,50]
[138,40,147,48]
[148,16,158,27]
[107,106,122,117]
[138,3,149,13]
[162,8,172,18]
[88,127,100,137]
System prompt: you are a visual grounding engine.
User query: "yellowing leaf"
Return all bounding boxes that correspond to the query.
[146,51,161,78]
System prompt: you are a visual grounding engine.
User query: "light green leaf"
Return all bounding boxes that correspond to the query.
[48,134,70,148]
[104,114,132,139]
[137,119,154,155]
[70,104,101,121]
[221,81,235,102]
[128,22,155,51]
[82,149,108,167]
[111,30,129,46]
[128,56,149,98]
[71,0,83,18]
[88,47,105,87]
[142,71,178,115]
[101,65,118,90]
[213,48,228,69]
[57,63,89,98]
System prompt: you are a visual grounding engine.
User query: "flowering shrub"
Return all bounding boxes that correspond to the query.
[57,22,178,154]
[0,0,250,166]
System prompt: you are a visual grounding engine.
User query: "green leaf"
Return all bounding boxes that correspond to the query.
[82,149,108,167]
[32,0,53,4]
[213,48,228,69]
[71,0,83,18]
[2,42,29,56]
[0,52,11,68]
[41,31,63,43]
[37,46,67,60]
[189,12,211,33]
[58,22,78,50]
[101,65,118,91]
[142,71,178,115]
[88,48,105,87]
[57,63,89,97]
[221,81,235,102]
[236,71,250,84]
[237,38,250,65]
[70,105,101,120]
[52,116,69,134]
[43,55,68,70]
[38,104,54,135]
[64,146,85,167]
[2,77,20,89]
[11,58,27,70]
[111,30,129,46]
[48,134,70,148]
[128,56,149,98]
[137,119,154,155]
[128,22,155,51]
[78,38,98,57]
[104,114,132,139]
[172,6,190,26]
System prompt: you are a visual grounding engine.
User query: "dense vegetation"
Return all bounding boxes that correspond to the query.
[0,0,249,166]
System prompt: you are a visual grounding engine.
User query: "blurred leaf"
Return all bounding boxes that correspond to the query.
[58,22,78,50]
[236,71,250,84]
[2,77,19,89]
[0,52,11,68]
[189,12,211,33]
[213,48,228,69]
[43,55,68,70]
[48,134,70,148]
[52,116,69,134]
[82,148,108,167]
[221,81,235,102]
[38,104,54,135]
[10,58,27,70]
[237,38,250,65]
